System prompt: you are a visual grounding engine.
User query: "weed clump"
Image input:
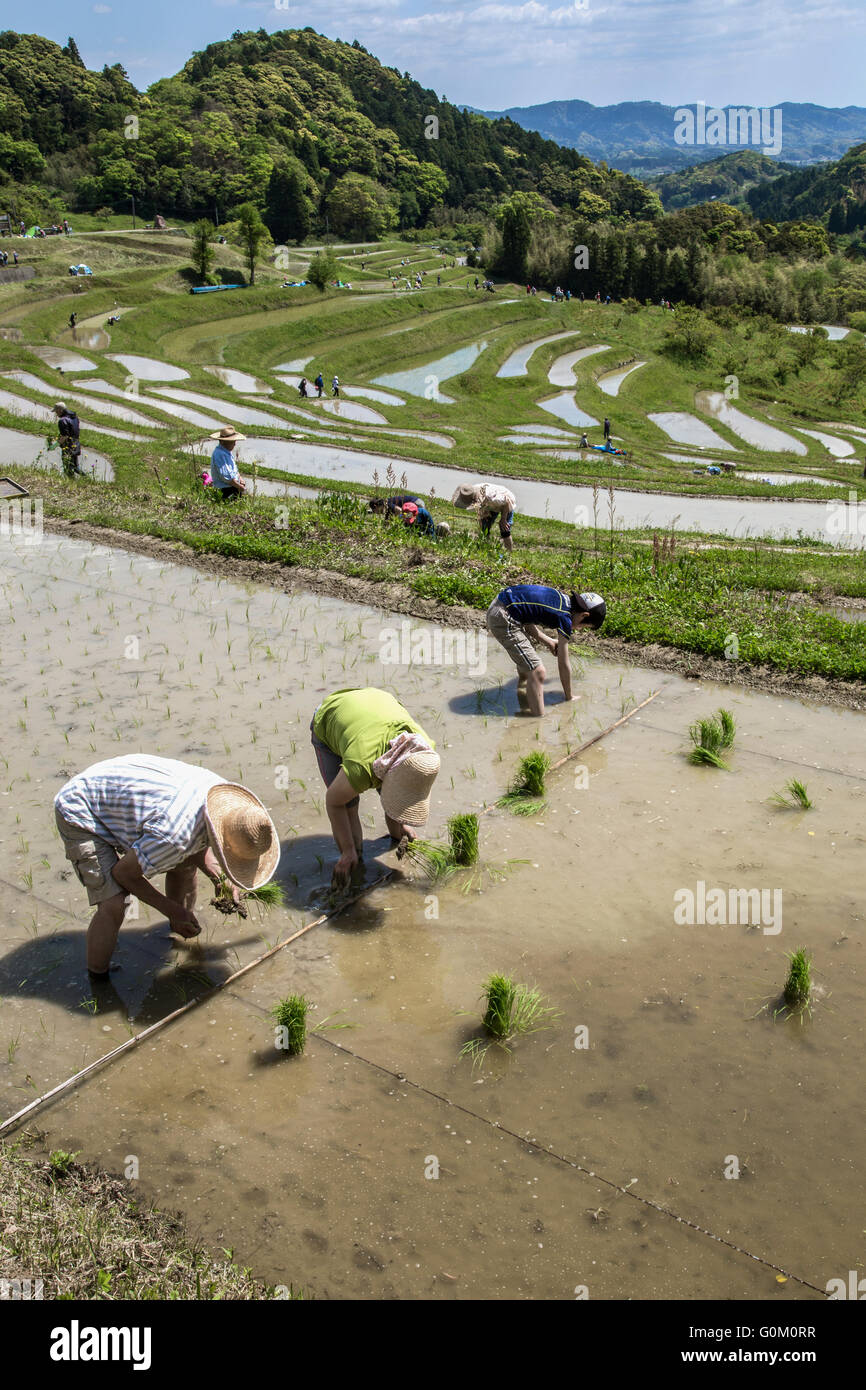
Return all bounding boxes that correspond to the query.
[497,751,551,814]
[688,708,736,769]
[271,995,308,1055]
[770,779,813,810]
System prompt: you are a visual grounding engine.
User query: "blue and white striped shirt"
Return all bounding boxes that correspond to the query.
[55,755,225,878]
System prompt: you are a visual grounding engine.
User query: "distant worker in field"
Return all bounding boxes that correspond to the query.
[603,417,611,442]
[451,481,517,554]
[332,375,340,397]
[52,401,83,477]
[579,432,589,448]
[486,584,607,717]
[400,500,437,538]
[369,492,421,517]
[315,372,324,398]
[68,311,77,331]
[54,755,279,976]
[209,425,247,500]
[311,687,441,885]
[298,377,308,397]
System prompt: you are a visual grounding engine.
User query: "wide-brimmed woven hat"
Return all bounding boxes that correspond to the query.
[451,484,480,509]
[380,750,441,827]
[204,783,279,889]
[209,425,247,444]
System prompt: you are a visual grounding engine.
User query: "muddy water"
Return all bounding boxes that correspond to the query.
[538,392,599,429]
[547,345,610,386]
[204,367,273,394]
[494,332,583,380]
[697,392,808,455]
[107,355,189,381]
[598,362,646,397]
[649,411,736,450]
[374,341,488,400]
[29,347,97,373]
[795,428,854,458]
[216,436,864,544]
[8,547,861,1296]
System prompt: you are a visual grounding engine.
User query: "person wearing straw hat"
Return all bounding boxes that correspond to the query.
[452,482,517,553]
[311,688,440,885]
[209,425,247,500]
[486,584,606,716]
[54,755,279,977]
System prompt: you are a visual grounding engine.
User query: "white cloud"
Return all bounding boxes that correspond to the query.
[93,3,112,12]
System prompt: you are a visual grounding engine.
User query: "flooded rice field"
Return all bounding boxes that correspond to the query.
[204,367,274,394]
[649,411,736,450]
[597,362,647,397]
[212,435,863,544]
[0,426,115,478]
[29,347,97,373]
[107,355,189,381]
[496,331,580,378]
[697,392,808,455]
[1,534,863,1298]
[547,345,610,386]
[538,392,599,429]
[374,341,488,401]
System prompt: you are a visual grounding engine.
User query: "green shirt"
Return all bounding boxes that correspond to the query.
[313,688,434,795]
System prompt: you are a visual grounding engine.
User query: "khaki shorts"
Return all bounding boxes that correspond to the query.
[55,807,125,906]
[486,601,541,675]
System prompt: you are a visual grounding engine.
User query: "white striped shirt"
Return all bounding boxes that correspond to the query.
[55,755,225,878]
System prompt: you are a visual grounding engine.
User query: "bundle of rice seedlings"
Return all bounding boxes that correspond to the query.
[783,948,812,1010]
[770,779,813,810]
[497,751,551,813]
[271,995,308,1055]
[448,812,479,866]
[688,708,736,769]
[247,881,286,908]
[461,972,559,1064]
[403,838,457,883]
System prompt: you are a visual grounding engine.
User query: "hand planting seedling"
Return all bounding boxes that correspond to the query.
[496,751,551,815]
[211,875,285,918]
[460,972,559,1066]
[770,778,813,810]
[399,812,479,880]
[687,708,736,769]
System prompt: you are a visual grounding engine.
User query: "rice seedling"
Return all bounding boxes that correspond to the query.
[403,838,457,883]
[448,813,479,866]
[770,779,813,810]
[246,881,285,909]
[783,947,812,1010]
[461,973,559,1065]
[496,751,551,813]
[687,708,735,769]
[271,995,308,1055]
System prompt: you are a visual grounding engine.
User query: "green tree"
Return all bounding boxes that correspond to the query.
[190,219,215,281]
[664,305,713,361]
[832,335,866,403]
[307,251,338,293]
[498,191,552,280]
[229,202,270,285]
[266,163,312,245]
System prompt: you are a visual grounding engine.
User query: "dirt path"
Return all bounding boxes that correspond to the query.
[42,516,866,712]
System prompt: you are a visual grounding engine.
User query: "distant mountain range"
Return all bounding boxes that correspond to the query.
[468,100,866,174]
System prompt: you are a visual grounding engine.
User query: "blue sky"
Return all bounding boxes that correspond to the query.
[22,0,866,110]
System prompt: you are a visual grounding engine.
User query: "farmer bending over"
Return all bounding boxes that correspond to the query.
[401,500,437,537]
[486,584,606,716]
[54,755,279,976]
[369,492,421,517]
[209,425,247,500]
[311,688,440,885]
[452,482,517,554]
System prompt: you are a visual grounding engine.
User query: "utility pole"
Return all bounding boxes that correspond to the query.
[131,194,136,230]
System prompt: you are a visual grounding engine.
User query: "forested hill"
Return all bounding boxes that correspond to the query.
[0,27,661,230]
[747,143,866,232]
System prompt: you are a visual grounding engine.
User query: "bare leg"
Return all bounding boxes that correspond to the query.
[517,672,530,712]
[86,893,128,973]
[527,664,546,717]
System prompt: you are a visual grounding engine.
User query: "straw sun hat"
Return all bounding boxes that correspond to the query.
[209,425,246,443]
[451,484,480,509]
[204,783,279,889]
[380,750,441,827]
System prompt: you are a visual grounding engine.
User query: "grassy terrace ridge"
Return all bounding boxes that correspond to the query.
[2,230,866,502]
[0,1139,292,1299]
[20,467,866,689]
